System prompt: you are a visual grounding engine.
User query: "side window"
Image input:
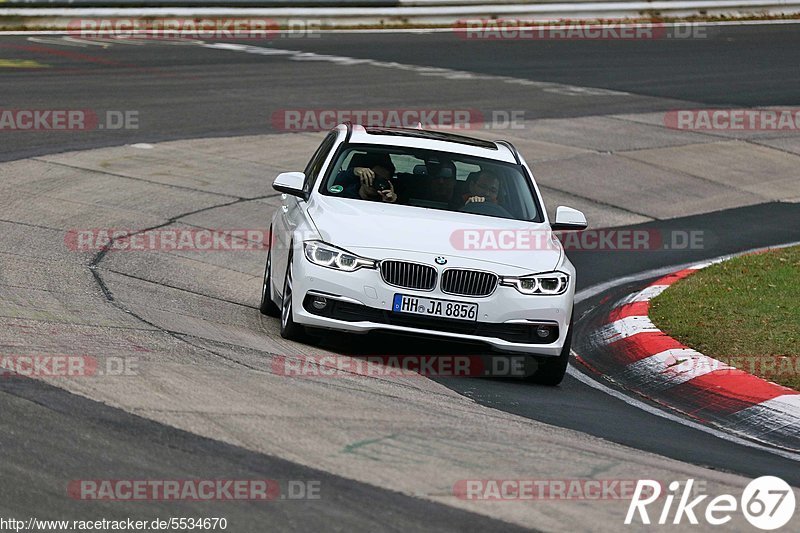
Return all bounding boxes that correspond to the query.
[303,132,337,195]
[338,151,358,172]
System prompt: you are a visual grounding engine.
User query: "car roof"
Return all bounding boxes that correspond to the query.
[339,124,519,164]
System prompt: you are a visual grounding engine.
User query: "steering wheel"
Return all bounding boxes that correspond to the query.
[460,201,514,219]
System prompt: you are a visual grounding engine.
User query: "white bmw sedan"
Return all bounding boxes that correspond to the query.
[261,123,587,384]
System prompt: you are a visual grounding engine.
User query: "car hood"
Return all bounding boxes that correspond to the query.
[306,194,562,272]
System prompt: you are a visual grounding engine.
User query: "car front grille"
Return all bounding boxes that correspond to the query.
[380,260,437,291]
[441,269,498,297]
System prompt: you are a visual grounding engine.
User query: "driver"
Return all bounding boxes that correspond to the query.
[463,171,499,206]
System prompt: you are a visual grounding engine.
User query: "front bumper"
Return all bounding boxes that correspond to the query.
[290,256,573,357]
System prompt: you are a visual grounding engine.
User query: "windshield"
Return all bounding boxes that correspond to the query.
[320,144,542,222]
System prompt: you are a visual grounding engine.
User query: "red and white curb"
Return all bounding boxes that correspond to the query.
[580,260,800,452]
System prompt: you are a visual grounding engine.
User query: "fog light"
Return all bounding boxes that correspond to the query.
[311,296,328,310]
[536,325,551,338]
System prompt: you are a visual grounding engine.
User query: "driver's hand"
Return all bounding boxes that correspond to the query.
[466,196,485,204]
[353,167,375,187]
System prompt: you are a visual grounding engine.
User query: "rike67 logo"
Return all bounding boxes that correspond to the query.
[626,477,795,530]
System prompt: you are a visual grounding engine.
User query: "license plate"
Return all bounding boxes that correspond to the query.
[392,294,478,321]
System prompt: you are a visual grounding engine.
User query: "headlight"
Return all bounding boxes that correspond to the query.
[500,271,569,295]
[303,241,376,272]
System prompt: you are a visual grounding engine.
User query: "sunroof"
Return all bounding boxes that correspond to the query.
[363,127,498,150]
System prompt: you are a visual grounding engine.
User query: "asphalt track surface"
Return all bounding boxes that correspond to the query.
[1,23,799,530]
[1,23,799,160]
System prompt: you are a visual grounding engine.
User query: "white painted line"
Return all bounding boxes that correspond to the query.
[199,42,630,97]
[103,38,148,45]
[566,362,800,461]
[688,258,727,270]
[26,36,88,47]
[83,37,148,46]
[62,36,110,47]
[571,239,800,460]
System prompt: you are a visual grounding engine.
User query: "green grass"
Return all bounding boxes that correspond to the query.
[650,245,800,391]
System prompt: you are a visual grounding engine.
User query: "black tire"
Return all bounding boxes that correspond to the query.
[259,239,281,317]
[279,249,307,341]
[527,316,573,386]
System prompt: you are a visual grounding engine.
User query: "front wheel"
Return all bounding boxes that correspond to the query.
[279,250,307,341]
[259,241,280,317]
[527,316,573,386]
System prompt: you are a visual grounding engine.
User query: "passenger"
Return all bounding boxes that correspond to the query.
[332,155,397,203]
[354,164,397,203]
[463,171,500,206]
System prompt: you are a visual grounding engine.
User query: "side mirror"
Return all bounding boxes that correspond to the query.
[551,206,587,231]
[273,172,306,199]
